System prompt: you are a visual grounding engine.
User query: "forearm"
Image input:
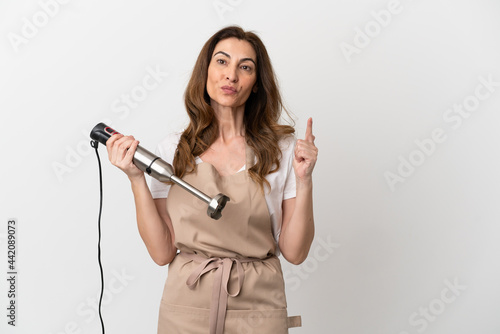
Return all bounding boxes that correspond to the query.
[130,176,176,265]
[279,178,315,265]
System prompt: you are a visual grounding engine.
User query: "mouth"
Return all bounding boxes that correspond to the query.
[221,86,237,94]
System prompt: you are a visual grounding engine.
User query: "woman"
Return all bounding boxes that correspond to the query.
[106,26,318,333]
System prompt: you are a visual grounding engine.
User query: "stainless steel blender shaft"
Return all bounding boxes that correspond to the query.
[134,146,229,220]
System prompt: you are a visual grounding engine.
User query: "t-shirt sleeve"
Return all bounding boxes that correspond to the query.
[264,135,297,254]
[282,136,297,200]
[149,132,182,199]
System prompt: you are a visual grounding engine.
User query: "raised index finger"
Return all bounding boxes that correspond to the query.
[305,117,315,143]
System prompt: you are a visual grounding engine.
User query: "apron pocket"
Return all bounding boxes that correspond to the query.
[158,302,295,334]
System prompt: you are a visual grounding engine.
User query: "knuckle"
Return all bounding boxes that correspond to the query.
[119,141,129,149]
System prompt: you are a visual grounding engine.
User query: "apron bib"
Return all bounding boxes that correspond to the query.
[158,144,301,334]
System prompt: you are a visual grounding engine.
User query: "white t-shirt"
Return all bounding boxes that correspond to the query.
[149,132,297,250]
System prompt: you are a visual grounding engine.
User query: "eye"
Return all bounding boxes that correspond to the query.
[241,65,252,71]
[216,59,227,65]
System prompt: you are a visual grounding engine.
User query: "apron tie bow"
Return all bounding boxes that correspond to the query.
[182,252,249,334]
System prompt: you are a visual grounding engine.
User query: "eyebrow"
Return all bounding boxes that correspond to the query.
[213,51,256,66]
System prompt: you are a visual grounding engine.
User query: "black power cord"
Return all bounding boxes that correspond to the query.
[91,140,106,334]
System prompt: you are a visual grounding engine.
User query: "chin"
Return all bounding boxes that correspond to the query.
[215,99,244,109]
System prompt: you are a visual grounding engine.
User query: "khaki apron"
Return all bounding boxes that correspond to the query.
[158,144,301,333]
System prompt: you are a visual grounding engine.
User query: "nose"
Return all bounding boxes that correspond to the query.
[225,65,238,83]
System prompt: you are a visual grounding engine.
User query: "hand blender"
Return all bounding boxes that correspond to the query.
[90,123,230,220]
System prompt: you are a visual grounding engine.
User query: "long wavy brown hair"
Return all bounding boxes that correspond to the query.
[172,26,295,191]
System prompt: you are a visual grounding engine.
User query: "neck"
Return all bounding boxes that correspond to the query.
[212,103,245,142]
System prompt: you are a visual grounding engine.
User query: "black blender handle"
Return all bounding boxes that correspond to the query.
[90,123,121,146]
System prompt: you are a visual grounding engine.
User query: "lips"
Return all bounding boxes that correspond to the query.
[221,86,237,94]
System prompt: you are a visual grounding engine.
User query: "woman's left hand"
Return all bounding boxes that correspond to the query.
[293,117,318,183]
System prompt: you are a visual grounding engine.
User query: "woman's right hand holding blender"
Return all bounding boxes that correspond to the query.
[106,134,144,181]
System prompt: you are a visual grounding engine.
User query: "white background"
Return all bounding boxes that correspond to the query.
[1,0,500,333]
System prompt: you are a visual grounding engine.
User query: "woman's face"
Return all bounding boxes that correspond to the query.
[206,37,258,110]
